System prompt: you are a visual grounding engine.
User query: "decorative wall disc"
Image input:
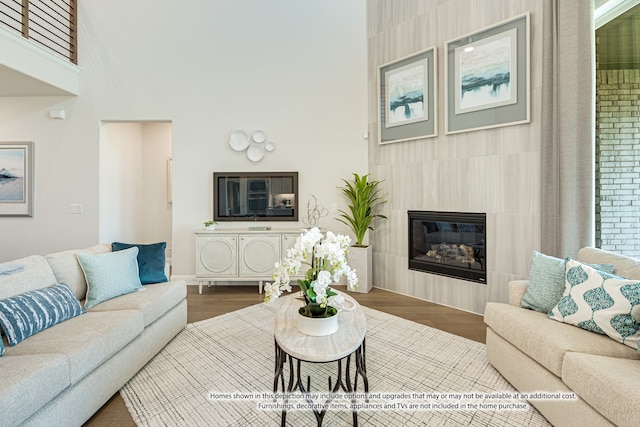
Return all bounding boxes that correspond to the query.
[229,130,250,151]
[252,130,266,143]
[246,144,265,162]
[228,129,275,162]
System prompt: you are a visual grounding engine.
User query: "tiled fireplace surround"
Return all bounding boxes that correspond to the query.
[367,0,542,314]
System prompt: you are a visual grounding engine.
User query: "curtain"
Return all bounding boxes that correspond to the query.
[541,0,595,257]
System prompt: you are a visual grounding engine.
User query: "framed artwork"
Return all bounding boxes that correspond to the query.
[445,12,530,134]
[0,142,34,217]
[378,46,437,144]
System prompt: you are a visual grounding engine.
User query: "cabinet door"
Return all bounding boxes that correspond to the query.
[239,235,281,277]
[196,235,238,277]
[282,233,310,278]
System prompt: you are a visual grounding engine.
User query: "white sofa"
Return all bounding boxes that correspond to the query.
[485,247,640,427]
[0,243,187,426]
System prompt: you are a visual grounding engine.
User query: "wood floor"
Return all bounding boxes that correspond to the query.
[83,285,486,426]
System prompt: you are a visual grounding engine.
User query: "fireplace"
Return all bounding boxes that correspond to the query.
[408,211,486,283]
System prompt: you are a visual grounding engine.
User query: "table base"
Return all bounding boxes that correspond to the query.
[273,338,369,427]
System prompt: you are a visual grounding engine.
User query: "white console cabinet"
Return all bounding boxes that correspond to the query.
[195,228,306,294]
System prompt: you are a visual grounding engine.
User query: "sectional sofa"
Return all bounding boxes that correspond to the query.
[0,243,187,426]
[485,247,640,427]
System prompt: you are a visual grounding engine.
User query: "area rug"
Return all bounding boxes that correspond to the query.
[120,300,551,426]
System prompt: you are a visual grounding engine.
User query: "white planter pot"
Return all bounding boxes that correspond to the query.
[347,245,373,293]
[296,312,339,336]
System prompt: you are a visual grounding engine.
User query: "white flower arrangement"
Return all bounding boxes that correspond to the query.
[264,227,358,317]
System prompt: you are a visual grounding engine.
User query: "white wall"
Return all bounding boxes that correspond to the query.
[101,123,144,242]
[100,122,172,251]
[0,1,368,274]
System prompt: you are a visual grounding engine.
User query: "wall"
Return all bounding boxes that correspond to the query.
[367,0,544,313]
[0,1,368,274]
[596,69,640,256]
[99,122,172,254]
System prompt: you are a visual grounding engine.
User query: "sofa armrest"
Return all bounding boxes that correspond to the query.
[508,280,529,307]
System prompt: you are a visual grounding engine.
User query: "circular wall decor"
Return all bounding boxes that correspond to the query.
[246,144,265,162]
[229,130,250,152]
[252,130,266,143]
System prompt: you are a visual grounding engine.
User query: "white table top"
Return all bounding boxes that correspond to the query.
[274,293,366,363]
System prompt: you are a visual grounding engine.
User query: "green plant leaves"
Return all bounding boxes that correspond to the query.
[337,173,387,245]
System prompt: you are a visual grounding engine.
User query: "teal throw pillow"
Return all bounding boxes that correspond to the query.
[78,247,143,309]
[0,337,3,356]
[112,242,167,284]
[521,251,615,314]
[549,258,640,350]
[0,283,85,346]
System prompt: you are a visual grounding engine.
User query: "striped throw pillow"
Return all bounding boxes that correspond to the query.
[0,282,85,346]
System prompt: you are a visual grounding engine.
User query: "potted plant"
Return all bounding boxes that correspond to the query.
[204,220,217,231]
[336,173,387,293]
[264,227,358,335]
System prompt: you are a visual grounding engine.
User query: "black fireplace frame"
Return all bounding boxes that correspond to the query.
[408,210,486,284]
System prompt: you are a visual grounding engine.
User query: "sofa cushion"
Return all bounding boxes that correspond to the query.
[0,283,85,346]
[45,243,112,300]
[0,255,57,300]
[112,242,168,284]
[563,352,640,427]
[578,246,640,280]
[3,310,143,384]
[88,280,186,327]
[521,251,615,314]
[78,247,143,309]
[0,354,70,427]
[484,302,640,377]
[549,258,640,350]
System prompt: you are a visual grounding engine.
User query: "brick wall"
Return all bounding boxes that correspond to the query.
[596,68,640,257]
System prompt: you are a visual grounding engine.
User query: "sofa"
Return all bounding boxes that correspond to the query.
[485,247,640,427]
[0,243,187,426]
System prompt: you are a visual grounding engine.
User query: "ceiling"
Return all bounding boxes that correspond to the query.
[0,64,72,96]
[0,1,637,97]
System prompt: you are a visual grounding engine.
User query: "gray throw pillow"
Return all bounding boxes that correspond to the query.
[521,250,614,314]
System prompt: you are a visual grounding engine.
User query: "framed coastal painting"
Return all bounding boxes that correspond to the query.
[0,142,33,216]
[445,12,530,134]
[378,46,437,144]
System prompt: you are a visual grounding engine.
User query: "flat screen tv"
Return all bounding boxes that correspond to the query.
[213,172,298,221]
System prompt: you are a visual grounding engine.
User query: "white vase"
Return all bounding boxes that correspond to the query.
[296,312,339,336]
[347,245,373,293]
[205,224,217,231]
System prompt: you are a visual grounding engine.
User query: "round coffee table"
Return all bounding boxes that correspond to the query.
[273,293,368,426]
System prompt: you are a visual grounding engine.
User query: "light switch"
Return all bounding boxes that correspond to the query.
[70,204,83,214]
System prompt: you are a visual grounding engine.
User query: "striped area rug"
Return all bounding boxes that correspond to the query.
[120,300,551,426]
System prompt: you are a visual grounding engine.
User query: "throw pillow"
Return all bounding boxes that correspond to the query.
[0,336,4,356]
[521,251,615,313]
[548,258,640,350]
[0,283,85,346]
[78,247,143,309]
[111,242,167,284]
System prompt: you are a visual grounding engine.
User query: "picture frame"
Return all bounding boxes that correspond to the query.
[445,12,530,135]
[378,46,437,144]
[0,142,34,217]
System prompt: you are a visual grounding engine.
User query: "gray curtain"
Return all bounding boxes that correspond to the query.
[541,0,595,258]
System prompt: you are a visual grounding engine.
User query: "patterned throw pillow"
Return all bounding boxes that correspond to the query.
[549,258,640,350]
[521,251,615,313]
[0,283,85,346]
[78,247,143,309]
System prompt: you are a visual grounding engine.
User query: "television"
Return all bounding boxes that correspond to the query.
[213,172,298,221]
